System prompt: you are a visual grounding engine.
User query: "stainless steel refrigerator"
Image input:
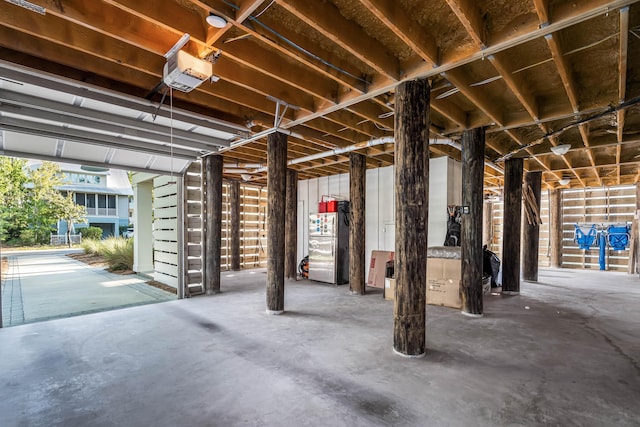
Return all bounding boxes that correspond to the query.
[308,209,349,285]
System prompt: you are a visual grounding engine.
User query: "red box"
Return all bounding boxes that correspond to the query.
[318,201,327,213]
[327,200,338,212]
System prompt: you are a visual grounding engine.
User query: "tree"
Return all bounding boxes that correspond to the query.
[0,158,88,245]
[57,192,87,247]
[0,157,29,242]
[24,161,66,244]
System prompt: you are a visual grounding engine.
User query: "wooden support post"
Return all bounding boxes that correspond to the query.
[266,132,287,314]
[627,183,639,274]
[461,127,485,317]
[549,188,563,268]
[349,152,366,295]
[523,171,542,281]
[229,180,241,271]
[483,201,493,247]
[204,154,223,295]
[393,79,430,357]
[501,158,524,294]
[285,169,298,280]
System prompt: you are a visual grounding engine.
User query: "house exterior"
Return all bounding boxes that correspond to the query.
[52,163,133,238]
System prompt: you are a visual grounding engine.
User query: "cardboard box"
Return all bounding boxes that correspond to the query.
[384,278,395,301]
[367,250,394,288]
[426,258,461,309]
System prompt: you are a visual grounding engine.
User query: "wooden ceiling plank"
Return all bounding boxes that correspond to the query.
[442,69,502,125]
[532,0,550,25]
[357,0,438,65]
[281,1,635,133]
[189,0,370,93]
[488,54,539,121]
[545,33,580,113]
[444,0,486,48]
[103,0,208,42]
[277,0,400,80]
[578,123,603,186]
[217,41,341,104]
[619,6,629,103]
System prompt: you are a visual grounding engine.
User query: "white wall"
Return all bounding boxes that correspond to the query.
[297,157,462,279]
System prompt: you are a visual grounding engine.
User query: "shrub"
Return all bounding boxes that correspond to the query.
[81,238,101,256]
[100,236,134,271]
[80,226,103,240]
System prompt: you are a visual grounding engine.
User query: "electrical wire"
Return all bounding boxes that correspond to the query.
[221,0,369,87]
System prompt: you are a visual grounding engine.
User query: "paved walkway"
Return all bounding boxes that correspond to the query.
[1,250,174,327]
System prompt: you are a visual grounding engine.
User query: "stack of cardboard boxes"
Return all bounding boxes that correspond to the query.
[378,252,462,310]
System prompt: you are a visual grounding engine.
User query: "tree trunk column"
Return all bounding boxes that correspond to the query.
[501,158,524,295]
[461,127,485,317]
[549,188,563,268]
[204,154,223,295]
[266,132,287,314]
[483,201,493,247]
[393,79,430,357]
[285,169,298,280]
[523,171,542,281]
[229,180,241,271]
[349,152,366,295]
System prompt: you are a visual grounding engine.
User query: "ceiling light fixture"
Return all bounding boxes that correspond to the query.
[558,178,571,186]
[550,144,571,155]
[206,13,227,28]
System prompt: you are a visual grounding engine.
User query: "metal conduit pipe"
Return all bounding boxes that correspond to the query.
[229,136,504,177]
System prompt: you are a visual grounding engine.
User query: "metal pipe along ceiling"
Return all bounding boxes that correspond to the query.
[237,136,503,177]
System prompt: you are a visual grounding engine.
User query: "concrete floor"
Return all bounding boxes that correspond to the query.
[1,250,175,326]
[0,267,639,426]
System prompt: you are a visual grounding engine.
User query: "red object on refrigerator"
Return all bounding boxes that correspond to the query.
[318,195,330,213]
[327,200,338,212]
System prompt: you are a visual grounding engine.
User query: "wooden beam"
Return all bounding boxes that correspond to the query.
[549,188,563,268]
[619,6,629,104]
[461,127,485,316]
[545,33,580,113]
[277,0,400,80]
[266,131,287,313]
[393,79,429,357]
[357,0,438,64]
[349,152,366,295]
[501,158,523,295]
[532,0,550,25]
[285,168,298,280]
[445,0,486,48]
[488,54,539,121]
[617,109,625,185]
[578,123,603,187]
[204,154,223,294]
[522,171,542,281]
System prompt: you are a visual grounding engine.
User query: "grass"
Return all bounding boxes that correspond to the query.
[81,237,133,271]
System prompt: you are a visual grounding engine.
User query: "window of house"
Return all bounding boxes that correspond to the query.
[107,195,116,209]
[86,194,96,208]
[98,194,107,209]
[75,193,86,206]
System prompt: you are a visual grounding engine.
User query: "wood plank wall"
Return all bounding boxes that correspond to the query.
[487,185,636,271]
[184,161,268,295]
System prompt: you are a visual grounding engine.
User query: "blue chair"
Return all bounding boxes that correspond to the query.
[606,225,630,251]
[574,224,597,250]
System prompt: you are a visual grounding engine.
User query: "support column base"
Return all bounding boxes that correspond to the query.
[348,290,364,296]
[502,291,520,296]
[266,309,284,315]
[461,311,484,318]
[392,347,426,359]
[206,290,221,296]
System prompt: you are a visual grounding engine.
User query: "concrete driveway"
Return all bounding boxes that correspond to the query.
[1,249,174,327]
